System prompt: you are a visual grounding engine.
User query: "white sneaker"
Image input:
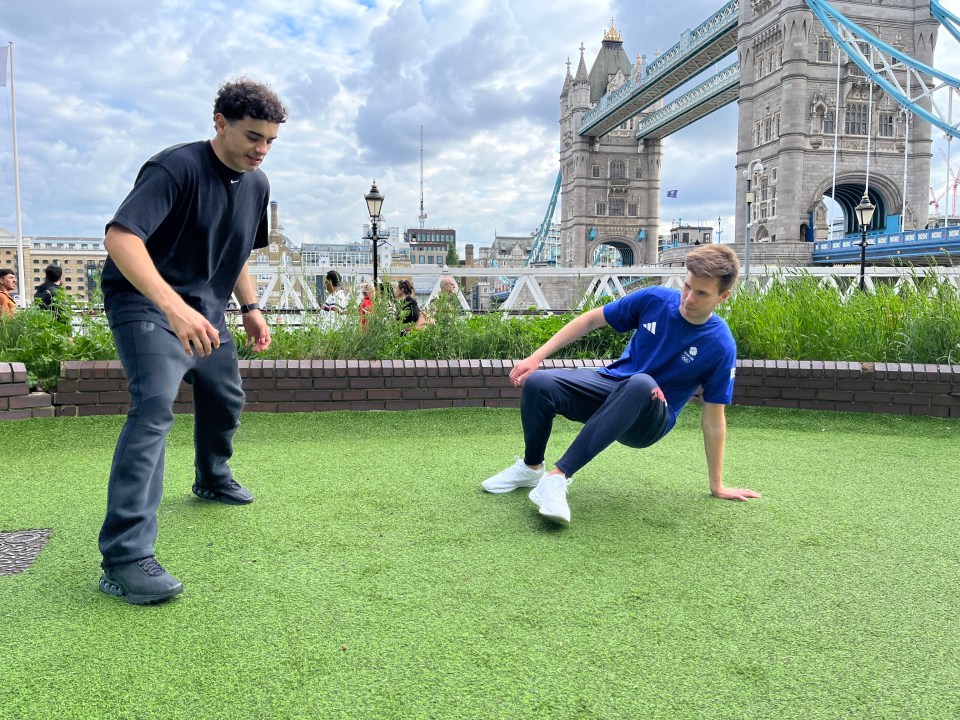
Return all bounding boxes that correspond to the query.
[529,474,572,525]
[481,456,545,494]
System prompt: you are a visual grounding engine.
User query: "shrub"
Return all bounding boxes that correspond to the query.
[3,273,958,390]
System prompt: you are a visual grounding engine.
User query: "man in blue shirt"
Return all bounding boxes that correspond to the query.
[97,78,286,604]
[482,244,760,525]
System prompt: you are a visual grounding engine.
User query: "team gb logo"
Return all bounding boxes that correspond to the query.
[681,346,698,364]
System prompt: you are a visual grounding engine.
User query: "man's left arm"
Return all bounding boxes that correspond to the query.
[701,402,761,501]
[234,263,270,352]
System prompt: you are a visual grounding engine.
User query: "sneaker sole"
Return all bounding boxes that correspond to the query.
[480,478,541,494]
[192,484,254,505]
[99,576,184,606]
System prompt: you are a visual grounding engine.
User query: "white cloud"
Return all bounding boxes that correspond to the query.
[0,0,959,251]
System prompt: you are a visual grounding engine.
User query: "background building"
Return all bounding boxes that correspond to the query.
[0,227,107,305]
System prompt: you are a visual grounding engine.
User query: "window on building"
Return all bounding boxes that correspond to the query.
[635,166,643,180]
[763,118,773,143]
[823,109,835,134]
[610,160,626,179]
[592,165,601,178]
[596,203,607,216]
[628,203,638,216]
[610,199,625,216]
[754,121,762,147]
[419,255,425,264]
[879,113,895,137]
[818,40,831,62]
[845,104,868,135]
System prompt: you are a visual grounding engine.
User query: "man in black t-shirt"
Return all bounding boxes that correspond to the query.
[97,78,287,605]
[34,264,66,323]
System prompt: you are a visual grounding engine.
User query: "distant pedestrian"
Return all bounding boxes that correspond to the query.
[395,279,420,329]
[439,276,457,295]
[359,282,374,327]
[34,264,67,322]
[0,269,16,316]
[97,77,287,605]
[321,269,348,329]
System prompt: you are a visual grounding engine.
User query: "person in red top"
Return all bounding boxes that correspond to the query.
[0,269,17,316]
[359,282,374,327]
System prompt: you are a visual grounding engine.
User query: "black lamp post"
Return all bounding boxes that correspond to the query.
[854,193,876,292]
[364,180,384,285]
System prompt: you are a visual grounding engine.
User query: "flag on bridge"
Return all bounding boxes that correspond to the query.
[666,189,678,198]
[0,44,8,88]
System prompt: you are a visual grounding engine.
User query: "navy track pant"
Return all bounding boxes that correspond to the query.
[520,369,670,478]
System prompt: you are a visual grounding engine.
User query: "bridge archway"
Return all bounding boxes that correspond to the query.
[588,235,641,266]
[811,174,902,236]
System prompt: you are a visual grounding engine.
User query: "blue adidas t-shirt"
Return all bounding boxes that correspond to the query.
[601,286,737,429]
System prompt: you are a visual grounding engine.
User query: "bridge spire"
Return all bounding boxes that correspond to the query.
[603,18,622,44]
[575,44,589,83]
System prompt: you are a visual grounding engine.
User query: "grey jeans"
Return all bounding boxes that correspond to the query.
[99,320,245,567]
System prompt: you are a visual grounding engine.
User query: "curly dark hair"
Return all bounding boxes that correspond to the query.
[214,78,288,124]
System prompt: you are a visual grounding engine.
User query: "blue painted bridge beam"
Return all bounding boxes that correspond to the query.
[578,0,740,138]
[635,63,740,140]
[813,227,960,265]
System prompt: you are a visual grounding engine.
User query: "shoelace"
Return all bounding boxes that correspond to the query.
[137,557,166,577]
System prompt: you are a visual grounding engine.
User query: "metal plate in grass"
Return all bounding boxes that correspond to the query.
[0,530,52,576]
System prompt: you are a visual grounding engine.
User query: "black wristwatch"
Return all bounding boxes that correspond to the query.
[240,302,260,314]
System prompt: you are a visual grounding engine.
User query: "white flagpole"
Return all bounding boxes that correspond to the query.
[7,42,25,307]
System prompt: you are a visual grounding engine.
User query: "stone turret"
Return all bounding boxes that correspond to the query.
[559,20,663,267]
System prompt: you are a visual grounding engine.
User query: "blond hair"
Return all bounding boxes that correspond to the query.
[685,244,740,293]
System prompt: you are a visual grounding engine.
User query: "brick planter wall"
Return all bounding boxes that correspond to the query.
[42,359,960,419]
[0,362,55,420]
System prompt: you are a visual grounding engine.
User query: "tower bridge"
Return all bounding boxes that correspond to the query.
[558,0,960,270]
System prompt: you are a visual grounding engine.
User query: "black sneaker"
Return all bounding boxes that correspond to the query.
[192,479,254,505]
[99,557,184,605]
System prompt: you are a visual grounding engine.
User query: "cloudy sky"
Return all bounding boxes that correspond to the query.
[1,0,959,251]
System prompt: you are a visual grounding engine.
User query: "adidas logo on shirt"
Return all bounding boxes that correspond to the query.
[642,322,657,335]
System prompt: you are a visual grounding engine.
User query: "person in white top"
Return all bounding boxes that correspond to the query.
[321,270,348,329]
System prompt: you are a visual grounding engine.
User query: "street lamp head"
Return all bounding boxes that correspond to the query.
[854,193,875,229]
[742,159,764,178]
[365,181,384,220]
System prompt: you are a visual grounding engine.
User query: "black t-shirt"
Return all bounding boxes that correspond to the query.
[398,296,420,324]
[34,280,58,309]
[101,140,270,331]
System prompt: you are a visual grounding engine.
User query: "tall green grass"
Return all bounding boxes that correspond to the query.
[240,294,628,363]
[0,306,115,388]
[719,271,960,363]
[2,271,958,389]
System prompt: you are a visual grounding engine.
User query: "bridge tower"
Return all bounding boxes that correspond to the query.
[735,0,938,261]
[559,22,663,267]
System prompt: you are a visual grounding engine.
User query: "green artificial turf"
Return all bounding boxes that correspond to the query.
[1,406,958,720]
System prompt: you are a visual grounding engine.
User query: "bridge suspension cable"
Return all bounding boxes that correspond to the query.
[805,0,960,140]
